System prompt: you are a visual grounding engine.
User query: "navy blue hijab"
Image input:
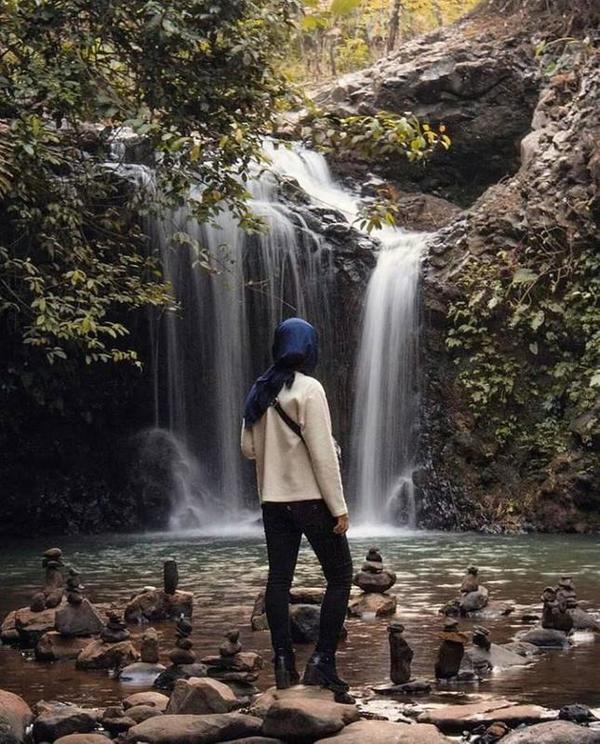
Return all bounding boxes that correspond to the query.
[243,317,318,428]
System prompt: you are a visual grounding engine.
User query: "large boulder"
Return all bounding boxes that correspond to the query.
[166,678,238,715]
[35,632,91,661]
[262,698,359,742]
[123,707,164,725]
[519,628,570,648]
[76,639,139,670]
[125,713,263,744]
[0,690,33,743]
[501,721,600,743]
[32,707,96,743]
[55,600,105,637]
[417,699,552,733]
[14,606,59,646]
[250,687,335,720]
[124,590,193,624]
[316,719,452,743]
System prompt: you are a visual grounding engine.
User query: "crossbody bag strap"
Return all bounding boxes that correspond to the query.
[272,398,305,443]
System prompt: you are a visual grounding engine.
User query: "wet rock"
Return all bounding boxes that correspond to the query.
[347,592,397,618]
[558,704,597,723]
[163,559,179,596]
[124,589,193,624]
[569,607,600,631]
[501,720,600,743]
[0,690,33,743]
[501,641,542,658]
[418,700,553,733]
[166,678,238,715]
[0,612,18,645]
[290,605,320,644]
[201,651,263,684]
[125,713,263,744]
[460,586,489,614]
[316,719,452,743]
[35,632,90,661]
[122,693,169,712]
[32,707,96,742]
[220,630,243,658]
[14,606,62,646]
[118,661,166,684]
[353,548,396,593]
[435,618,469,679]
[100,708,136,736]
[141,628,160,664]
[76,639,140,670]
[55,600,105,638]
[541,587,574,633]
[30,593,47,613]
[153,663,208,691]
[519,627,570,648]
[54,736,110,744]
[388,622,413,684]
[262,698,359,741]
[371,681,432,696]
[250,687,335,720]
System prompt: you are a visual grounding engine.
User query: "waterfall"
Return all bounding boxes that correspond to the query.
[349,233,426,528]
[144,141,425,531]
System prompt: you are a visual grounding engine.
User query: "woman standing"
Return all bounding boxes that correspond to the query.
[241,317,353,701]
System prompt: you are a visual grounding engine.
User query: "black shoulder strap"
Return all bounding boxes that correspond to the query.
[272,399,305,443]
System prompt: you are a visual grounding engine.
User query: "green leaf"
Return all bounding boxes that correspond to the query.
[512,268,539,285]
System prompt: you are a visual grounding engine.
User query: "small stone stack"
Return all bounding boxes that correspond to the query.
[388,622,413,685]
[201,629,263,692]
[54,568,105,638]
[42,548,65,609]
[442,566,489,616]
[435,618,470,680]
[102,611,131,643]
[348,548,397,618]
[65,568,84,605]
[169,618,196,666]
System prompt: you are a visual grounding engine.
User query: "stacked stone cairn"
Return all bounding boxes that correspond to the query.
[541,586,573,633]
[201,629,263,694]
[169,618,196,666]
[435,617,470,680]
[441,565,489,616]
[55,568,105,638]
[125,558,193,623]
[102,611,130,643]
[348,547,397,618]
[388,623,413,685]
[40,548,65,609]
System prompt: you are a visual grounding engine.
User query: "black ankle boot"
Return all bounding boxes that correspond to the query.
[302,651,354,703]
[273,648,300,689]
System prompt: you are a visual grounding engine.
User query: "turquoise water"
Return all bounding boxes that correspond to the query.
[1,530,599,709]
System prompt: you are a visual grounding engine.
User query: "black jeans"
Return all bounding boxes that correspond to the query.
[262,500,353,655]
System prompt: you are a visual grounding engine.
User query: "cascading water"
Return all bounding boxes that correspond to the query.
[145,140,425,532]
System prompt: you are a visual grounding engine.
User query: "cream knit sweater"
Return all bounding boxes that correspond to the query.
[241,372,348,518]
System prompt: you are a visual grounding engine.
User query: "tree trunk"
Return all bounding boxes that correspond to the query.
[386,0,403,53]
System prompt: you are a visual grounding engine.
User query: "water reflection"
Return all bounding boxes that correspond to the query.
[1,532,599,708]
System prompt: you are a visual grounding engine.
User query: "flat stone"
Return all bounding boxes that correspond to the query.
[418,700,553,733]
[76,639,139,670]
[262,698,360,741]
[354,569,396,593]
[125,713,263,744]
[0,689,33,743]
[316,719,452,743]
[32,707,96,742]
[501,720,600,743]
[54,736,110,744]
[122,693,169,712]
[35,632,90,662]
[118,661,165,683]
[520,628,570,648]
[166,678,238,715]
[250,686,335,719]
[348,592,397,617]
[14,606,59,646]
[55,600,105,637]
[371,681,432,696]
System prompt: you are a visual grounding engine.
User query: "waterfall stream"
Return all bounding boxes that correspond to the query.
[146,142,425,532]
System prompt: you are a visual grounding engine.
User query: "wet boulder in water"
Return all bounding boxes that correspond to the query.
[32,707,96,743]
[519,627,570,648]
[35,632,90,662]
[347,592,397,618]
[125,712,263,744]
[559,704,597,724]
[122,693,169,713]
[459,585,489,614]
[76,638,140,670]
[500,720,600,743]
[125,588,193,624]
[55,601,105,638]
[0,690,33,744]
[166,678,238,715]
[262,697,359,741]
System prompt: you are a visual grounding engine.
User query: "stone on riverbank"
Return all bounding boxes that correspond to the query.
[520,627,570,648]
[417,699,553,733]
[32,707,96,742]
[262,698,359,742]
[501,720,600,743]
[54,736,109,744]
[35,632,90,661]
[55,601,105,638]
[166,678,238,715]
[0,690,33,743]
[124,706,164,724]
[125,713,263,744]
[315,719,452,743]
[76,639,139,670]
[347,593,397,618]
[14,606,62,646]
[124,589,193,624]
[122,693,169,712]
[250,687,335,720]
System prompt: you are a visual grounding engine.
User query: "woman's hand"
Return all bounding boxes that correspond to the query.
[333,514,349,535]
